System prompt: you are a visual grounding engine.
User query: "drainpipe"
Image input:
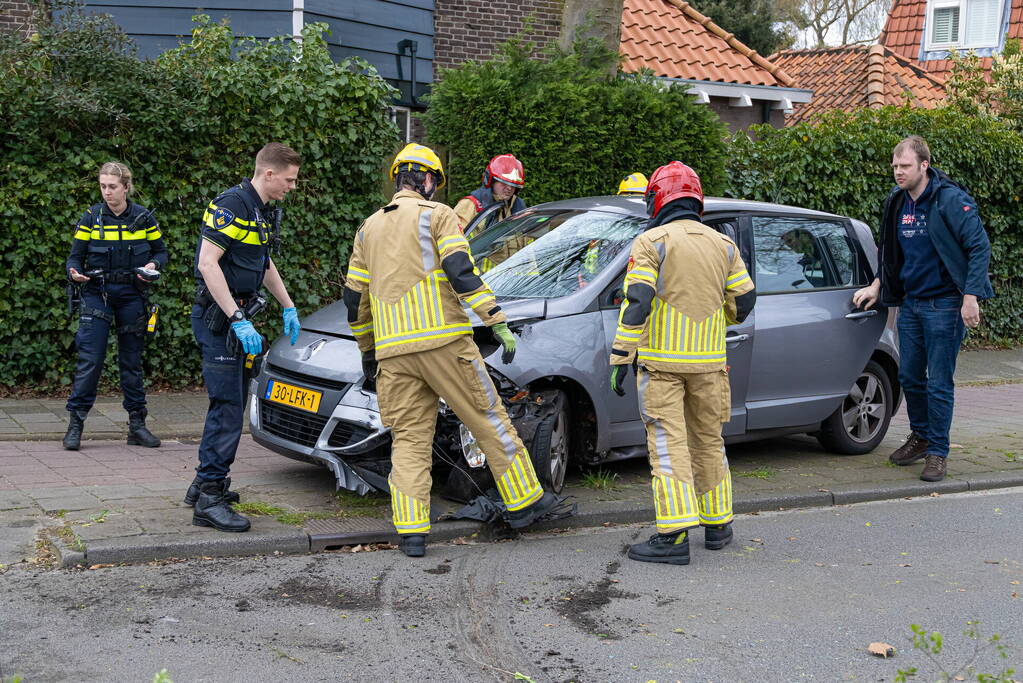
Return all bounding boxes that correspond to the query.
[292,0,304,42]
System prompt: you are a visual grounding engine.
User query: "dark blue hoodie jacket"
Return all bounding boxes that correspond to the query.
[878,167,994,306]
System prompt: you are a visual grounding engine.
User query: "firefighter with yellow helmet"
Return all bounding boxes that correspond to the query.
[343,144,564,557]
[609,161,756,565]
[453,154,527,232]
[617,172,648,196]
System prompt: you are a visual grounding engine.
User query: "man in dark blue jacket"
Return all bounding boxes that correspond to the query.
[853,136,993,482]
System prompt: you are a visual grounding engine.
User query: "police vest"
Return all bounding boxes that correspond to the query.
[76,203,161,273]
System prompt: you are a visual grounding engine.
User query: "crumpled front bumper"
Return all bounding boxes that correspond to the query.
[250,378,392,496]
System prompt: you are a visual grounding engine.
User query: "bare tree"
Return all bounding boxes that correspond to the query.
[779,0,890,48]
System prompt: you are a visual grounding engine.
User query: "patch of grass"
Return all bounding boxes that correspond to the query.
[152,670,173,683]
[1003,451,1018,463]
[232,501,287,517]
[89,509,109,523]
[333,489,390,516]
[580,468,620,491]
[736,467,776,480]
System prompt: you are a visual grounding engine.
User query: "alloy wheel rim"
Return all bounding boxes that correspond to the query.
[842,370,886,443]
[549,408,568,490]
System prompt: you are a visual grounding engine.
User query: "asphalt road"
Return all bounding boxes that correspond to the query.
[2,489,1019,683]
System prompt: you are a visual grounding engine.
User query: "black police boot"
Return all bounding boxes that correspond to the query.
[398,534,426,558]
[127,408,161,448]
[627,530,691,565]
[704,522,734,550]
[62,410,87,451]
[192,480,250,532]
[506,491,563,530]
[183,475,239,506]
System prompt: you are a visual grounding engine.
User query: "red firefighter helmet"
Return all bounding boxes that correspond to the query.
[483,154,525,189]
[645,161,703,218]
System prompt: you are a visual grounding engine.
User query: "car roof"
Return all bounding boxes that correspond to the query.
[527,195,845,220]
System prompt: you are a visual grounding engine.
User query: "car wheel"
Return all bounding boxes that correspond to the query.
[530,391,569,493]
[816,360,893,455]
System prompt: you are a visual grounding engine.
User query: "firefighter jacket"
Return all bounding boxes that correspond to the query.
[344,190,506,360]
[611,219,754,373]
[453,186,526,231]
[194,178,275,297]
[67,202,168,278]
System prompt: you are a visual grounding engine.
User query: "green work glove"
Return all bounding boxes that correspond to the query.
[610,364,630,397]
[492,322,516,364]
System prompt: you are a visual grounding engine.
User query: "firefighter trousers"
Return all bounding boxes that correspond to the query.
[636,366,734,534]
[376,335,544,534]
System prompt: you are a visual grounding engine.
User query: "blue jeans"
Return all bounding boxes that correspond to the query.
[191,305,246,482]
[896,295,966,458]
[67,283,148,413]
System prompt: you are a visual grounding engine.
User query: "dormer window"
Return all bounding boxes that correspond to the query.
[925,0,1004,50]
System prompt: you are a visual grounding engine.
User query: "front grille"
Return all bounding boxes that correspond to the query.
[260,401,328,448]
[328,421,373,448]
[268,363,349,392]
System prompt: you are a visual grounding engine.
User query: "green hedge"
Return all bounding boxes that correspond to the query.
[422,39,729,204]
[728,106,1023,345]
[0,10,399,390]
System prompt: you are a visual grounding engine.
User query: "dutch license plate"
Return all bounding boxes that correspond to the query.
[265,380,322,413]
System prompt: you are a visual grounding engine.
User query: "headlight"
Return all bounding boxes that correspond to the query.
[459,422,486,468]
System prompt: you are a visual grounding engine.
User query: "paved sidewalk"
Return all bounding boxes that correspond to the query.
[1,350,1020,569]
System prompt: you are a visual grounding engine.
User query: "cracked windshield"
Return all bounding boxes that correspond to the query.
[469,210,646,298]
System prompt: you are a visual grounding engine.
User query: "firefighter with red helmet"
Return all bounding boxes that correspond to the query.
[609,161,756,566]
[453,154,527,232]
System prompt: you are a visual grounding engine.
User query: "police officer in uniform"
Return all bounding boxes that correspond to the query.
[617,172,648,196]
[453,154,527,234]
[344,144,563,558]
[188,143,303,532]
[64,162,166,451]
[609,161,756,565]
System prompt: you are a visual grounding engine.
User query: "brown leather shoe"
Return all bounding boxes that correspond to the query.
[889,433,929,465]
[920,455,947,482]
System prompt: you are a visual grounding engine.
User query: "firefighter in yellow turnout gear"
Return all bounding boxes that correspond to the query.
[344,144,563,557]
[609,161,756,566]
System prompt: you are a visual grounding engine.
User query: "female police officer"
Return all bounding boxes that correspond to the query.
[63,162,167,450]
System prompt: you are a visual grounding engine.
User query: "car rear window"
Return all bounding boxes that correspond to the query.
[470,210,646,299]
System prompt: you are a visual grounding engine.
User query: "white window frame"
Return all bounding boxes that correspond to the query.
[389,106,412,143]
[925,0,1005,51]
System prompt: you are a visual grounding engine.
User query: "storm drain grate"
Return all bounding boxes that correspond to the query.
[306,517,397,551]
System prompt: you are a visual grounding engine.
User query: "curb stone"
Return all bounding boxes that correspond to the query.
[70,478,1023,566]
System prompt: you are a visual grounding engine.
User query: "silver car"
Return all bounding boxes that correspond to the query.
[250,196,900,498]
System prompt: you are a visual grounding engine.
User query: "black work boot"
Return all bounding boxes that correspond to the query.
[62,410,87,451]
[506,491,562,529]
[704,522,734,550]
[628,530,691,565]
[127,408,161,448]
[889,432,929,465]
[192,480,250,532]
[398,534,426,557]
[183,475,239,506]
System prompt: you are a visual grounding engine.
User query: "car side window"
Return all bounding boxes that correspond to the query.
[751,216,863,293]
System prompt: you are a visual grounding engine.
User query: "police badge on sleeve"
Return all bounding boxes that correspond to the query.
[214,206,235,229]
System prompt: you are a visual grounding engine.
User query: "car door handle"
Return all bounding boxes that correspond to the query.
[725,334,750,344]
[845,310,879,320]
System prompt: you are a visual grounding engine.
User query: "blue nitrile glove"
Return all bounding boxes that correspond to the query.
[231,320,263,356]
[610,364,629,397]
[283,307,301,345]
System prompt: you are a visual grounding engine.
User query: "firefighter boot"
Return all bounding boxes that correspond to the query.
[62,410,87,451]
[704,522,734,550]
[127,409,161,448]
[192,480,251,532]
[183,475,239,506]
[627,530,691,565]
[506,491,561,529]
[398,534,426,558]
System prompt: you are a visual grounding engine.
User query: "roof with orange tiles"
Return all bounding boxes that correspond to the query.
[773,44,947,124]
[620,0,794,87]
[879,0,1023,77]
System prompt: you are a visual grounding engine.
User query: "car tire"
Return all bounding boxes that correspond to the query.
[816,360,893,455]
[530,391,570,493]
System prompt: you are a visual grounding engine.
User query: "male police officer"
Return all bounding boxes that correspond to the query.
[453,154,527,233]
[188,143,303,532]
[610,161,756,565]
[344,144,562,558]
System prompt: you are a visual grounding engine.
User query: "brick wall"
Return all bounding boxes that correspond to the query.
[433,0,562,72]
[0,1,43,38]
[708,97,785,133]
